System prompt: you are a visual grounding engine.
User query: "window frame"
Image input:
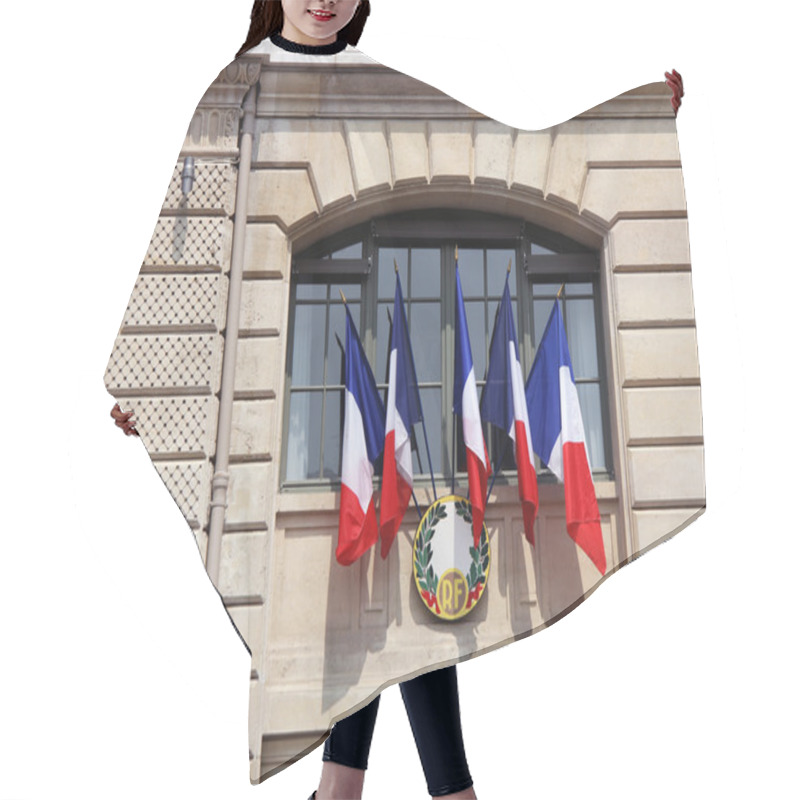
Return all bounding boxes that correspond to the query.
[281,211,612,491]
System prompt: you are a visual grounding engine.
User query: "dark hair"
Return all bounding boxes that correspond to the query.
[237,1,371,57]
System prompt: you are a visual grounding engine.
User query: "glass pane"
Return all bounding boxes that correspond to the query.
[291,304,326,386]
[378,247,408,299]
[487,249,516,296]
[419,387,442,475]
[328,302,359,385]
[532,282,561,298]
[331,242,362,259]
[458,248,483,297]
[410,248,440,298]
[331,282,359,305]
[530,242,556,256]
[408,301,441,382]
[465,301,486,381]
[566,298,598,379]
[296,283,327,300]
[322,390,343,479]
[576,383,605,471]
[376,300,392,383]
[566,282,593,296]
[286,391,323,480]
[532,299,553,350]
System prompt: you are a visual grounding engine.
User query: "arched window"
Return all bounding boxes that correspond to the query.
[282,210,610,487]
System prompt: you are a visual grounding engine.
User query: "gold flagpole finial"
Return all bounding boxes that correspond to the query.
[393,259,399,274]
[340,289,347,304]
[455,244,459,261]
[507,258,512,275]
[557,283,566,300]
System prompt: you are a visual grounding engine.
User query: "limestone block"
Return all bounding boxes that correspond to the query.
[624,386,704,444]
[231,399,276,459]
[226,604,265,663]
[104,334,219,394]
[144,216,230,269]
[344,120,392,195]
[269,528,347,642]
[248,169,319,228]
[429,121,473,183]
[257,120,355,209]
[474,121,513,186]
[610,219,691,270]
[240,279,287,335]
[581,167,686,225]
[243,223,290,277]
[122,395,218,457]
[632,507,705,552]
[162,161,235,215]
[537,511,612,619]
[547,119,680,207]
[387,121,429,185]
[226,462,273,526]
[121,274,222,330]
[618,328,700,385]
[234,337,283,396]
[510,130,549,194]
[219,531,267,601]
[615,272,696,325]
[628,445,705,506]
[155,459,211,529]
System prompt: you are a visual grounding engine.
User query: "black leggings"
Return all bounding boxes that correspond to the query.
[323,665,473,797]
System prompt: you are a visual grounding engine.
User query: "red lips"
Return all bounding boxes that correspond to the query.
[307,9,335,21]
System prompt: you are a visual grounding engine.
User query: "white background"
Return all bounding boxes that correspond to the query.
[1,1,796,798]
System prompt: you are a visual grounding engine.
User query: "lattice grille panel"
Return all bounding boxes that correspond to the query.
[145,217,225,267]
[155,461,209,527]
[122,275,221,328]
[104,335,217,392]
[163,162,233,211]
[124,397,214,455]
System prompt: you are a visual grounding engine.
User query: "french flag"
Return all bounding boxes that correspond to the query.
[338,304,385,566]
[481,275,539,545]
[453,264,489,547]
[526,300,606,575]
[379,275,423,558]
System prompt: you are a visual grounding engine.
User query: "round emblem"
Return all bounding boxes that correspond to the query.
[413,495,490,620]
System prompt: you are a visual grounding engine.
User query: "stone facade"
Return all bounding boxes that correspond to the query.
[105,43,704,783]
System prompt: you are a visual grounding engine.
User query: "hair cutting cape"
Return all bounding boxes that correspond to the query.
[105,36,704,784]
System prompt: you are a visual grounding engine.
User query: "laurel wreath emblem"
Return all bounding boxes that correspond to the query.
[414,501,446,596]
[454,499,489,592]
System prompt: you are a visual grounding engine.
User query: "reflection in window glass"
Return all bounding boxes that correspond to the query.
[408,301,441,383]
[378,248,408,298]
[458,248,484,297]
[331,242,362,259]
[486,249,516,296]
[410,248,440,298]
[323,390,343,479]
[286,391,323,480]
[565,298,598,379]
[577,383,605,471]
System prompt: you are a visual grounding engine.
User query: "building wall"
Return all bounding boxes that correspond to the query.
[105,48,704,782]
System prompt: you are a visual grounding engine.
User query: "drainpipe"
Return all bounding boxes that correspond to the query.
[206,83,258,586]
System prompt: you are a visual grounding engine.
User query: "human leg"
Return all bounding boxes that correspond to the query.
[315,695,381,799]
[400,666,475,798]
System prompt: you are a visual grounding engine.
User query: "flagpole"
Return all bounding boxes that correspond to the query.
[452,246,460,496]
